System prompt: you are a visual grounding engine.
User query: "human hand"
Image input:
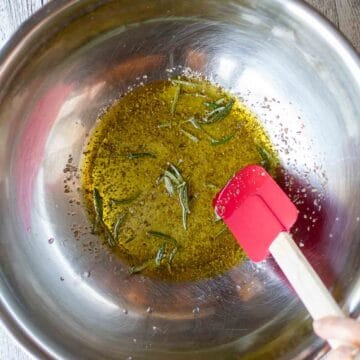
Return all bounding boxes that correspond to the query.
[314,316,360,360]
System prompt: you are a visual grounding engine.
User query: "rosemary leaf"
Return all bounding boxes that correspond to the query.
[147,230,177,245]
[179,184,190,230]
[204,102,220,109]
[256,145,272,171]
[158,123,172,128]
[186,118,215,141]
[155,243,166,266]
[92,188,117,246]
[126,152,156,159]
[201,99,235,124]
[187,117,202,129]
[179,184,190,214]
[164,170,181,186]
[93,188,103,225]
[110,191,141,206]
[183,93,207,98]
[207,105,226,117]
[168,163,184,182]
[164,175,175,196]
[114,213,127,241]
[102,220,117,247]
[180,129,200,143]
[204,98,226,108]
[167,246,178,272]
[169,247,178,265]
[161,163,190,230]
[205,182,218,190]
[214,211,222,222]
[171,84,181,115]
[210,133,235,146]
[215,98,226,105]
[129,261,150,274]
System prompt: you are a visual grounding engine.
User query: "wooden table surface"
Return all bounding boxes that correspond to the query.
[0,0,359,359]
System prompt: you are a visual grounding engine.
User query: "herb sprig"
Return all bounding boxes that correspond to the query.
[200,99,234,125]
[92,188,117,247]
[171,84,181,116]
[129,261,152,274]
[160,164,190,230]
[114,213,127,241]
[184,117,235,147]
[148,231,179,270]
[129,231,179,275]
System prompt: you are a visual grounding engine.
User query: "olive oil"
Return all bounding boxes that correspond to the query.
[81,77,279,281]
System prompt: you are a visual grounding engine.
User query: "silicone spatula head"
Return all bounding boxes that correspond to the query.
[213,165,299,262]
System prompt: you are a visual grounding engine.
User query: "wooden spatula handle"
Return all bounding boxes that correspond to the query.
[269,232,344,348]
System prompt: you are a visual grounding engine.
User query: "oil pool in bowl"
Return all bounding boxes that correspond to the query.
[81,76,279,281]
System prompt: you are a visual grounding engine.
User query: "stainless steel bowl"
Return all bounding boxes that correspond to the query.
[0,1,359,359]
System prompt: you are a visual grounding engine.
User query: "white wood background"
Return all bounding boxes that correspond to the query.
[0,0,359,359]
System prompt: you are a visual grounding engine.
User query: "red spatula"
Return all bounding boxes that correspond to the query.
[213,165,343,347]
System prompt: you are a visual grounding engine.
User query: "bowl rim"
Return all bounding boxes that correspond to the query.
[0,0,359,359]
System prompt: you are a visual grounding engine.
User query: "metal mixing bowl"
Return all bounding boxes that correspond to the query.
[0,1,359,359]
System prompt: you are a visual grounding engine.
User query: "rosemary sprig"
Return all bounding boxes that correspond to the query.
[161,164,190,230]
[168,247,178,266]
[186,117,234,147]
[186,117,212,138]
[158,123,172,128]
[167,247,178,273]
[92,188,116,246]
[164,175,175,196]
[129,261,151,274]
[204,102,219,109]
[126,152,156,159]
[214,210,222,222]
[93,188,103,227]
[114,213,127,241]
[164,170,181,186]
[210,133,235,146]
[256,145,272,171]
[130,230,180,273]
[182,93,207,98]
[205,182,218,190]
[169,163,184,182]
[204,98,225,109]
[155,243,166,266]
[186,117,202,129]
[200,99,235,124]
[171,84,181,116]
[109,191,141,206]
[180,129,199,143]
[103,221,117,247]
[147,231,179,271]
[178,183,190,229]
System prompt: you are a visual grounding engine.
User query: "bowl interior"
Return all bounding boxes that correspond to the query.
[0,1,359,359]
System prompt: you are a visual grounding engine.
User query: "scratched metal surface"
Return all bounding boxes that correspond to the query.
[0,0,359,359]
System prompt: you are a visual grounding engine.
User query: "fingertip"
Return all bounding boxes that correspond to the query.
[313,316,340,336]
[313,319,321,333]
